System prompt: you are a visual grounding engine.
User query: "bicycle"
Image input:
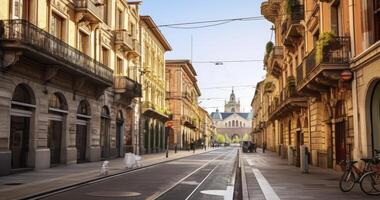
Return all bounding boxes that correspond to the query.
[339,158,374,192]
[359,150,380,195]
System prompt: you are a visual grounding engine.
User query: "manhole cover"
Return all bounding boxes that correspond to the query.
[4,183,23,186]
[87,191,141,197]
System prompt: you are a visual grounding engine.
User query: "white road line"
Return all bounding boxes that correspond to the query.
[251,168,280,200]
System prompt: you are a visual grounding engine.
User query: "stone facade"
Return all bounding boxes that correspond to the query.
[0,0,147,175]
[139,16,171,154]
[165,60,201,149]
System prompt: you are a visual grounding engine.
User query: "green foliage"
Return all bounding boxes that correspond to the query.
[316,32,335,63]
[225,135,231,143]
[242,133,251,141]
[265,41,274,55]
[264,81,273,89]
[215,134,225,144]
[286,0,300,15]
[232,137,241,143]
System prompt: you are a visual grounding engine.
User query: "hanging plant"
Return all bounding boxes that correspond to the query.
[316,32,335,62]
[319,0,332,2]
[264,81,274,92]
[265,41,274,55]
[286,0,300,15]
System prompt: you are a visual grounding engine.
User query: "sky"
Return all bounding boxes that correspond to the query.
[140,0,272,114]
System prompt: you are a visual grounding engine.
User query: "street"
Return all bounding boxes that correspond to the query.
[33,148,237,200]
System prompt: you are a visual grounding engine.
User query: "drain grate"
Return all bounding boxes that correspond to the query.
[4,182,24,186]
[87,191,141,197]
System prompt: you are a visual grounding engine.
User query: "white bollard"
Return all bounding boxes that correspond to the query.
[100,160,109,176]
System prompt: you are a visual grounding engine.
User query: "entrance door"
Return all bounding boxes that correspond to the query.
[295,131,302,167]
[10,116,30,169]
[116,121,123,157]
[48,120,62,165]
[335,121,346,163]
[100,117,110,159]
[76,124,87,162]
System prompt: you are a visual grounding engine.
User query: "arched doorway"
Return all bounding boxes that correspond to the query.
[155,123,159,152]
[335,100,347,163]
[10,84,35,169]
[116,110,124,157]
[76,100,90,163]
[368,80,380,156]
[48,93,67,166]
[150,123,154,152]
[100,106,111,159]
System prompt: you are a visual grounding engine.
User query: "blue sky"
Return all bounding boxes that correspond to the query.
[140,0,271,113]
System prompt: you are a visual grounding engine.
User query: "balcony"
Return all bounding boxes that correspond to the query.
[74,0,103,22]
[181,115,198,130]
[114,75,142,99]
[296,37,350,93]
[0,20,113,87]
[282,5,305,48]
[267,46,284,78]
[268,88,307,120]
[114,30,133,51]
[260,0,281,23]
[141,101,170,121]
[129,39,141,57]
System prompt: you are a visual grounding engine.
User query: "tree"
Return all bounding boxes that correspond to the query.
[215,134,225,144]
[242,133,251,141]
[232,137,241,143]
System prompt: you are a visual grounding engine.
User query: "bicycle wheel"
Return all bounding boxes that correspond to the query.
[340,170,355,192]
[360,172,380,195]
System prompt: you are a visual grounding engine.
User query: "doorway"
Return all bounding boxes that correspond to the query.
[116,110,124,157]
[10,116,30,169]
[335,121,346,163]
[100,106,111,159]
[48,120,62,165]
[76,100,90,163]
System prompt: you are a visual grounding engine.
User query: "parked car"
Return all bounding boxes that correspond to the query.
[242,141,255,153]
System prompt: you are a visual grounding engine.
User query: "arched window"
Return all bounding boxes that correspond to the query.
[232,120,235,127]
[225,122,227,127]
[228,121,231,127]
[77,100,90,116]
[240,121,242,127]
[49,93,67,111]
[12,84,33,104]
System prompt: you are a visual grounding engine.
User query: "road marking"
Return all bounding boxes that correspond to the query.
[251,168,280,200]
[201,186,234,200]
[184,165,218,200]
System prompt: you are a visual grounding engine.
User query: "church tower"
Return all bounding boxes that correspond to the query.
[224,88,240,113]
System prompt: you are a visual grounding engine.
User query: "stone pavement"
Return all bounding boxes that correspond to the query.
[0,148,217,200]
[241,149,379,200]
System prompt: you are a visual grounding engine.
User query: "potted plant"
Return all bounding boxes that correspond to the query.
[316,32,337,62]
[263,41,273,68]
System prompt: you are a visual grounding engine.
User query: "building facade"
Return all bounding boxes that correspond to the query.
[165,60,201,149]
[0,0,144,175]
[259,0,353,169]
[139,16,171,154]
[211,90,252,141]
[198,107,216,147]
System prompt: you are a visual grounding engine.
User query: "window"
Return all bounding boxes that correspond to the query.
[375,0,380,41]
[116,57,123,75]
[78,31,89,55]
[116,8,123,29]
[101,47,109,66]
[49,93,65,110]
[103,0,108,24]
[232,120,235,127]
[331,0,342,35]
[51,13,64,40]
[228,121,231,127]
[13,0,21,18]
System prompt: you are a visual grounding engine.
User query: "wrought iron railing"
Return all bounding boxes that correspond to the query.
[0,20,113,82]
[268,87,297,114]
[296,36,350,85]
[281,5,304,38]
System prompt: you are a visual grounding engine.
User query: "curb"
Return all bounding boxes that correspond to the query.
[240,154,250,200]
[20,148,220,200]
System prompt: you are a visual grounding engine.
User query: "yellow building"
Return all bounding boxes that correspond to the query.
[139,16,172,154]
[260,0,353,169]
[0,0,143,175]
[198,107,216,147]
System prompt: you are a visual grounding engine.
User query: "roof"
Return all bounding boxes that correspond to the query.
[140,16,172,51]
[210,112,251,120]
[210,109,222,120]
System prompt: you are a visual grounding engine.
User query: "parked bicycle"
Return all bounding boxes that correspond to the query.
[359,150,380,195]
[339,158,374,192]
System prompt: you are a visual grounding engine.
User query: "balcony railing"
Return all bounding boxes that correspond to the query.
[114,76,142,98]
[0,20,113,83]
[74,0,103,22]
[296,37,350,85]
[281,5,305,44]
[114,30,133,51]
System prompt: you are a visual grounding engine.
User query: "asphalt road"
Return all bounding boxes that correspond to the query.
[37,148,238,200]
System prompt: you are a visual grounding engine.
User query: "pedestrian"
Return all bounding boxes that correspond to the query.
[263,142,266,153]
[190,140,195,154]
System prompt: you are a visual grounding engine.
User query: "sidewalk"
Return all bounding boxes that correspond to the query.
[241,149,378,200]
[0,148,217,200]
